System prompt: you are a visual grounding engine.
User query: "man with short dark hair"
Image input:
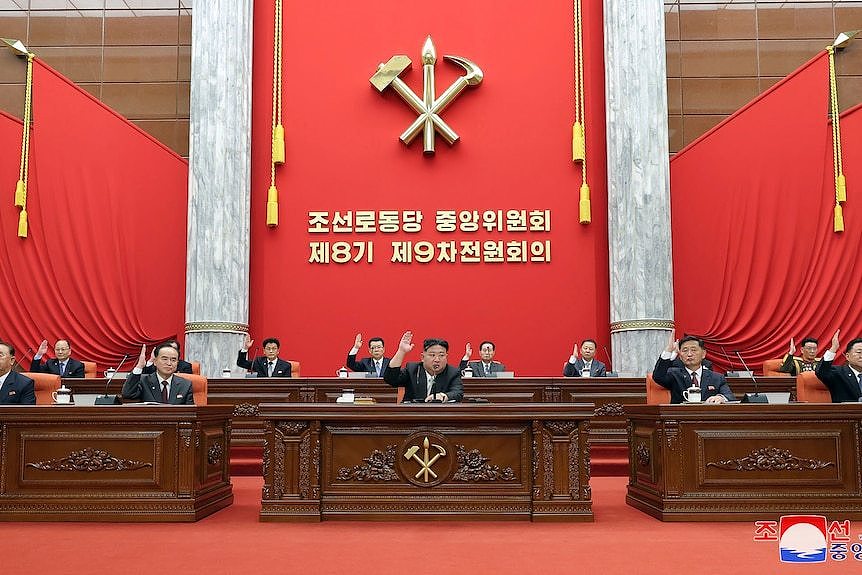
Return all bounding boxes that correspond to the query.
[563,339,606,377]
[30,338,85,377]
[815,329,862,403]
[0,342,35,404]
[384,331,463,402]
[459,340,506,376]
[122,343,194,404]
[237,334,292,377]
[143,339,194,375]
[652,335,735,404]
[346,333,390,376]
[778,337,821,375]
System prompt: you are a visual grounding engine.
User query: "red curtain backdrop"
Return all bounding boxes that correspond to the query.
[249,0,610,375]
[670,52,862,372]
[0,61,188,369]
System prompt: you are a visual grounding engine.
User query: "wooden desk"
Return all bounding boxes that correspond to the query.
[0,406,233,521]
[63,376,798,448]
[626,404,862,521]
[259,403,593,522]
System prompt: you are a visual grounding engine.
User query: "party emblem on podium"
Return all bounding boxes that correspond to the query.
[370,36,483,155]
[778,516,828,563]
[397,431,453,486]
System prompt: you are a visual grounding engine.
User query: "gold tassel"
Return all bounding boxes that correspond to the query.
[272,124,285,165]
[266,185,279,228]
[837,173,847,202]
[14,179,25,207]
[578,182,591,224]
[571,122,585,162]
[834,204,845,233]
[17,209,27,238]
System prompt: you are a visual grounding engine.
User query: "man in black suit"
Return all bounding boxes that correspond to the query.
[563,339,607,377]
[237,334,292,377]
[346,333,390,376]
[459,340,506,377]
[122,342,194,404]
[384,331,463,402]
[30,338,85,378]
[143,340,194,375]
[815,330,862,403]
[653,335,735,404]
[0,342,35,404]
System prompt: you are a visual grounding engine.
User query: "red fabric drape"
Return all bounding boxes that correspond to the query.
[670,52,862,372]
[0,61,188,369]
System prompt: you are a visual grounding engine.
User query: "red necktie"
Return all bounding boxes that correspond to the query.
[691,372,699,387]
[161,383,169,403]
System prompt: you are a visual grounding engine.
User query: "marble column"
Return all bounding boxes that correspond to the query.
[603,0,674,376]
[184,0,254,376]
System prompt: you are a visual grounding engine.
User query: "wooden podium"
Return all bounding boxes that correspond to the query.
[0,406,233,521]
[259,403,594,521]
[626,403,862,521]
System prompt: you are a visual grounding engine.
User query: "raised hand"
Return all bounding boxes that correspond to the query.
[465,342,472,357]
[571,342,579,357]
[830,329,841,353]
[788,337,796,355]
[135,343,147,369]
[243,334,253,350]
[354,333,363,349]
[36,339,48,356]
[664,334,679,354]
[398,331,415,354]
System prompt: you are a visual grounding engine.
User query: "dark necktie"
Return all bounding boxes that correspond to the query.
[161,382,169,403]
[857,373,862,396]
[60,362,66,376]
[691,372,699,387]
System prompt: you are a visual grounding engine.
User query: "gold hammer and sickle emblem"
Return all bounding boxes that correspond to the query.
[403,436,447,482]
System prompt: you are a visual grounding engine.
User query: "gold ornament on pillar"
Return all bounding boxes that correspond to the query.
[827,31,858,233]
[267,0,285,228]
[571,0,590,224]
[4,38,34,238]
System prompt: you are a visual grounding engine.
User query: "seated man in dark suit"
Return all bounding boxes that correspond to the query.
[0,342,35,404]
[459,340,506,377]
[346,333,390,376]
[563,339,606,377]
[121,343,194,404]
[143,339,194,375]
[815,330,862,402]
[30,338,85,378]
[237,334,292,377]
[384,331,463,402]
[652,335,735,404]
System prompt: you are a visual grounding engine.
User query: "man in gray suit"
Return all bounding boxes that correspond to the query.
[122,342,194,404]
[459,341,506,376]
[563,339,607,377]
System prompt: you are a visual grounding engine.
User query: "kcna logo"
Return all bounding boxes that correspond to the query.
[370,36,483,155]
[779,516,828,563]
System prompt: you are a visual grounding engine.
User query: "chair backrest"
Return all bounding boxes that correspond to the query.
[289,360,300,377]
[23,372,61,405]
[796,371,831,403]
[190,361,201,375]
[646,373,670,405]
[82,361,97,379]
[762,358,783,377]
[181,374,208,405]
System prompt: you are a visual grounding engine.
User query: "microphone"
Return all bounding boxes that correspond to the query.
[95,353,128,405]
[601,344,617,377]
[718,345,738,376]
[735,350,767,403]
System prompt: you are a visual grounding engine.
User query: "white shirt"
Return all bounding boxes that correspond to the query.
[425,371,436,396]
[0,370,11,390]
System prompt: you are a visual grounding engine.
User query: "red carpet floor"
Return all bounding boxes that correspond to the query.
[0,476,851,574]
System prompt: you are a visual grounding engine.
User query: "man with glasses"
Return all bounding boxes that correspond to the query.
[815,329,862,403]
[384,331,463,402]
[122,342,194,404]
[346,334,390,376]
[237,334,292,377]
[30,338,85,378]
[778,337,821,375]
